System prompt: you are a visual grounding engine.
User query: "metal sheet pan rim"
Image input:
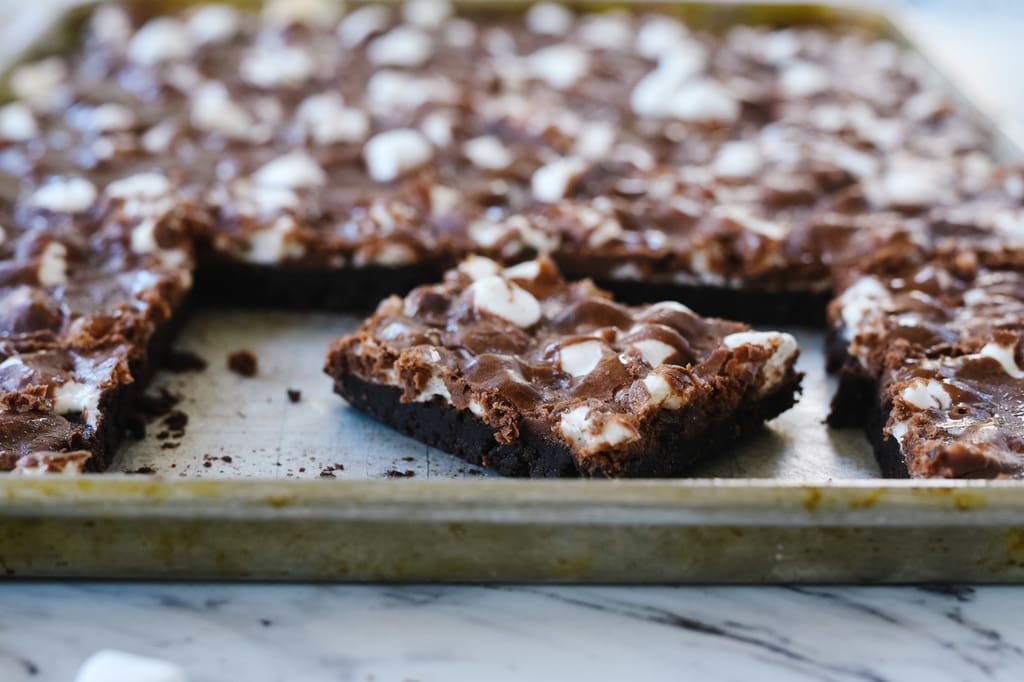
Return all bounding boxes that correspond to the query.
[0,477,1013,527]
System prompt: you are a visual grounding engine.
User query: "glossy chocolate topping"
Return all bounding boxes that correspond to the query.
[328,255,801,466]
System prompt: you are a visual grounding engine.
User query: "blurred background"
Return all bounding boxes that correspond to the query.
[2,0,1022,148]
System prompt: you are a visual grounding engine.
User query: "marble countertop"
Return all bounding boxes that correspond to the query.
[5,583,1024,681]
[4,2,1024,680]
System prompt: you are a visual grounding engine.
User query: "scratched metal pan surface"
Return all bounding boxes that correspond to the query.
[2,1,1024,583]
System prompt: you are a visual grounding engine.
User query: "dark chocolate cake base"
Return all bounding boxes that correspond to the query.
[593,278,829,327]
[193,260,451,311]
[195,253,830,323]
[334,374,801,478]
[827,369,877,429]
[867,400,910,478]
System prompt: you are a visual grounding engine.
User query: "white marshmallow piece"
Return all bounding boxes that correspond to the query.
[669,78,739,124]
[559,339,605,377]
[29,178,97,213]
[240,46,315,88]
[875,162,943,208]
[187,4,241,44]
[263,0,340,28]
[573,121,615,160]
[142,120,178,154]
[558,406,638,454]
[403,0,452,28]
[80,103,136,132]
[899,378,952,411]
[106,172,177,225]
[420,110,454,146]
[90,5,132,47]
[527,44,590,90]
[296,93,370,145]
[503,259,542,281]
[577,13,632,51]
[75,650,188,682]
[253,151,326,189]
[128,18,193,66]
[0,102,39,141]
[713,140,762,179]
[629,45,708,119]
[631,338,676,367]
[364,129,434,183]
[838,276,891,340]
[722,331,799,392]
[37,242,68,286]
[191,82,254,140]
[339,5,392,47]
[368,26,434,68]
[458,255,501,281]
[779,61,829,98]
[641,371,691,410]
[635,17,689,59]
[531,157,586,203]
[10,58,68,109]
[979,341,1024,379]
[468,219,506,249]
[106,172,172,200]
[463,136,512,171]
[469,275,542,327]
[246,215,305,264]
[54,379,103,428]
[525,3,574,36]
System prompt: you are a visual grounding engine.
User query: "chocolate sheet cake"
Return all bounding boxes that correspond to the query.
[1,0,1022,477]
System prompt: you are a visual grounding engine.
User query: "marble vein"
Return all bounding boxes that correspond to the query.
[4,585,1024,682]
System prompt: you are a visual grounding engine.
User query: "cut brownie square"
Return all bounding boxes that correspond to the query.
[0,172,195,472]
[825,244,1024,478]
[827,257,1024,428]
[877,330,1024,478]
[325,256,802,477]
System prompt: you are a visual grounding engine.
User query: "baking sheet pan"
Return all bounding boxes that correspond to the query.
[109,313,877,481]
[2,1,1024,583]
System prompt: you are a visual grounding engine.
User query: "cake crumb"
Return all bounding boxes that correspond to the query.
[385,469,416,478]
[228,349,258,376]
[319,463,345,478]
[138,387,181,417]
[164,410,188,436]
[286,388,302,403]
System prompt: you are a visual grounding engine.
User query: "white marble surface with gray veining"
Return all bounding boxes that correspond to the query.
[4,583,1024,681]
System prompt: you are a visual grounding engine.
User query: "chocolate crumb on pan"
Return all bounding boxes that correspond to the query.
[286,389,302,403]
[319,463,346,478]
[227,351,258,377]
